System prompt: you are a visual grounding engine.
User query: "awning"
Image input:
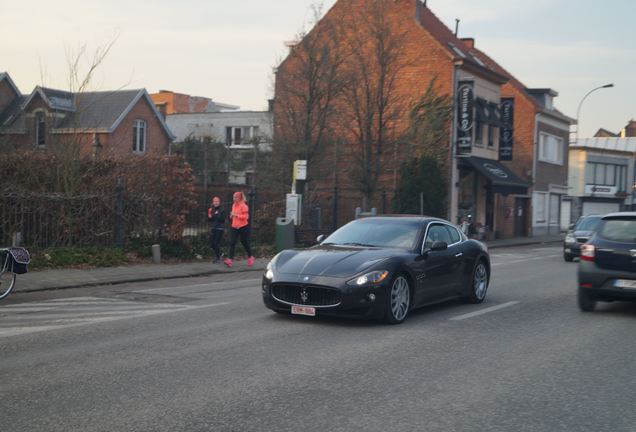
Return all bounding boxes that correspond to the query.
[460,156,529,195]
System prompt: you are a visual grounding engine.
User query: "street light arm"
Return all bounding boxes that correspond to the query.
[575,83,614,143]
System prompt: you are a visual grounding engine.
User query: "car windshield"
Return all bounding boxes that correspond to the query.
[575,216,601,231]
[323,219,421,250]
[598,218,636,243]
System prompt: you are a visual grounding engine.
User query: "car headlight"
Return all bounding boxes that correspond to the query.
[347,270,389,286]
[565,234,575,243]
[264,255,278,280]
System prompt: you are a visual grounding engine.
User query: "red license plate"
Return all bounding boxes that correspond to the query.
[291,305,316,316]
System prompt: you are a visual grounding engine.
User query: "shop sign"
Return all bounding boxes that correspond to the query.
[499,98,514,161]
[456,80,474,155]
[585,185,618,195]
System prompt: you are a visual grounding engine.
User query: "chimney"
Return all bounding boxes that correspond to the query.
[268,98,275,112]
[461,38,475,49]
[625,119,636,137]
[156,102,167,119]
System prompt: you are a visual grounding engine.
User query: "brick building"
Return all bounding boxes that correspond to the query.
[0,72,175,158]
[463,43,574,236]
[274,0,553,238]
[150,90,239,116]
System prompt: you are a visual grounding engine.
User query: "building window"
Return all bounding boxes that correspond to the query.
[475,118,484,145]
[488,125,497,148]
[133,120,146,153]
[538,133,564,165]
[534,192,547,223]
[586,162,627,191]
[35,112,46,148]
[225,126,260,146]
[549,194,560,225]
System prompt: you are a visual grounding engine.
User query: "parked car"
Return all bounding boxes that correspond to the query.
[262,216,491,324]
[563,214,602,262]
[578,212,636,311]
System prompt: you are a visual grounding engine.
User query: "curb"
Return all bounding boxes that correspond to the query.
[486,239,563,249]
[14,266,267,294]
[13,239,562,294]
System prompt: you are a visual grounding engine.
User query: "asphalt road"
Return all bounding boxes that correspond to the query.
[1,245,635,432]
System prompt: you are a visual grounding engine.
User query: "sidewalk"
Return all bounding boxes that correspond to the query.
[13,235,562,294]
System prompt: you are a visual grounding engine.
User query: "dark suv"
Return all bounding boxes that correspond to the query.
[577,212,636,311]
[563,214,602,262]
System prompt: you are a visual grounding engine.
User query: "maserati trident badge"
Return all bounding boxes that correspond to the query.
[300,288,309,303]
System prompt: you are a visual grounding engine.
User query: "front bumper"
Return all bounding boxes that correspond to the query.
[578,260,636,301]
[261,275,387,320]
[563,241,582,256]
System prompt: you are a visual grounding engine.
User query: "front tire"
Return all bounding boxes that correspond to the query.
[384,274,411,324]
[464,260,489,304]
[578,287,597,312]
[0,270,16,300]
[563,252,574,262]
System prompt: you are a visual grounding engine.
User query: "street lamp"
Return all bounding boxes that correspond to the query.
[574,83,614,143]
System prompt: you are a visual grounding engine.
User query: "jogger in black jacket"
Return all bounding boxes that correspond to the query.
[207,196,226,263]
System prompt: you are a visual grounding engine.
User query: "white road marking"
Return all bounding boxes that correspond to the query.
[137,278,261,293]
[450,301,520,321]
[491,254,560,267]
[0,297,230,338]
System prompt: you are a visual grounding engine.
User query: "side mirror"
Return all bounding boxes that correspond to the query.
[316,234,326,244]
[431,241,448,252]
[569,224,575,230]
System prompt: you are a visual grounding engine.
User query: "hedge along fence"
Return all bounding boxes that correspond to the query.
[0,152,197,248]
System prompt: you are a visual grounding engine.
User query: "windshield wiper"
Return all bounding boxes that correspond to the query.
[341,242,376,247]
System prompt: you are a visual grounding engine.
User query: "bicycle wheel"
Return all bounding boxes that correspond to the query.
[0,253,16,300]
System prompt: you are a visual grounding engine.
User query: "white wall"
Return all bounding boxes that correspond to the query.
[166,111,273,145]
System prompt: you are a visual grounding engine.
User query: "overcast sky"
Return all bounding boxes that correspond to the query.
[1,0,634,137]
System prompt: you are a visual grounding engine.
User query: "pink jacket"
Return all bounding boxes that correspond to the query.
[231,201,249,229]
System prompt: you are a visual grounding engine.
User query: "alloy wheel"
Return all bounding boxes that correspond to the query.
[473,262,488,301]
[390,276,410,322]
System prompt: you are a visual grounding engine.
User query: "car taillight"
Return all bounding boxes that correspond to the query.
[580,244,595,262]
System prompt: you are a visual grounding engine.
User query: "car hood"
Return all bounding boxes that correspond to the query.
[274,246,402,278]
[571,230,594,238]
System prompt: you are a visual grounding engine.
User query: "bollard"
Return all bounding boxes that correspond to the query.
[152,244,161,264]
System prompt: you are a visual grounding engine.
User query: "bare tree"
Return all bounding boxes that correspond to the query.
[54,36,119,194]
[404,76,453,171]
[339,0,410,210]
[272,3,348,191]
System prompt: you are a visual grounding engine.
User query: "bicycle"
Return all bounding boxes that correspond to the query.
[0,247,30,300]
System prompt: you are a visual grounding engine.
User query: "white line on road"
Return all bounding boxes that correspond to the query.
[137,279,261,293]
[450,301,520,321]
[491,254,560,267]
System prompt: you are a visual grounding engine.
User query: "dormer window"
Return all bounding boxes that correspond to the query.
[133,119,146,153]
[35,112,46,148]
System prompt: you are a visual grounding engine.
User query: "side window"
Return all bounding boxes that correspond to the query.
[446,225,461,244]
[424,224,452,249]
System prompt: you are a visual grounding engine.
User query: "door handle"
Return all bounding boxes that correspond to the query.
[455,252,463,258]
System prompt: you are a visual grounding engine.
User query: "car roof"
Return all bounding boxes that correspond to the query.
[602,211,636,219]
[357,215,447,223]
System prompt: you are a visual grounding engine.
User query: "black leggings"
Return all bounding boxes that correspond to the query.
[209,229,223,259]
[228,226,252,259]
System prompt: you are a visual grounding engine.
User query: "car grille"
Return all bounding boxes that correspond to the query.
[576,237,589,244]
[271,284,342,307]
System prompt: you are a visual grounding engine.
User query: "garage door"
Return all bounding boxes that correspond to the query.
[561,200,571,230]
[582,202,619,216]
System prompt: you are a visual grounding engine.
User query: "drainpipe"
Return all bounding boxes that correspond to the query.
[448,63,459,223]
[532,112,540,237]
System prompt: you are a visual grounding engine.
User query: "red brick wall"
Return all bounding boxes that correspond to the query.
[274,0,456,223]
[500,84,536,185]
[6,94,170,158]
[99,98,171,158]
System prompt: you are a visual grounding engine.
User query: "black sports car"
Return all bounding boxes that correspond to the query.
[262,216,491,324]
